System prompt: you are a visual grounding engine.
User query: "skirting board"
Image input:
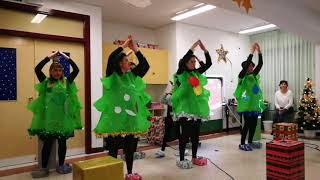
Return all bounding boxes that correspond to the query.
[0,147,85,169]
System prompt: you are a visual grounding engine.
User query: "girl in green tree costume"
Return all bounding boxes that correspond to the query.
[94,36,150,180]
[28,51,82,178]
[234,43,265,151]
[172,40,212,169]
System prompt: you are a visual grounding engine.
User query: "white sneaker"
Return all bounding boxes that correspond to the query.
[176,159,193,169]
[155,150,165,158]
[184,150,190,156]
[134,152,146,159]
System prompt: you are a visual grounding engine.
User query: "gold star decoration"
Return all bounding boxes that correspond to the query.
[216,44,234,82]
[216,44,229,63]
[233,0,253,13]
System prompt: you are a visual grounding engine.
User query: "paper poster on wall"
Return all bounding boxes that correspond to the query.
[0,47,17,101]
[205,77,223,120]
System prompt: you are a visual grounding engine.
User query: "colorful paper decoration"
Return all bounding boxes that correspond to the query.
[233,0,253,13]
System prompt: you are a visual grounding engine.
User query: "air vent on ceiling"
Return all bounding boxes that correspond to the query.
[121,0,152,8]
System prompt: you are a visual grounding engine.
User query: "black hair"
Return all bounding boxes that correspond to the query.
[115,52,127,63]
[112,52,127,74]
[241,60,255,69]
[279,80,288,86]
[182,55,197,67]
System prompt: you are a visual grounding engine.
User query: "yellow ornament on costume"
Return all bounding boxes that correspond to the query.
[193,85,202,96]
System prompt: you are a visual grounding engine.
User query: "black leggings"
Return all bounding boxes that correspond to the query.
[161,116,175,151]
[179,118,201,161]
[41,137,67,168]
[241,115,258,145]
[105,135,138,174]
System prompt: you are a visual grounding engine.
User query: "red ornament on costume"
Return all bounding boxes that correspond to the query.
[189,76,200,87]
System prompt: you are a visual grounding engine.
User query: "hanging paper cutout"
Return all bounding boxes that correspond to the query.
[233,0,253,13]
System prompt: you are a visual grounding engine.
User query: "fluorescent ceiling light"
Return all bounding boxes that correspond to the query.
[31,13,47,23]
[171,4,216,21]
[239,24,277,34]
[194,3,204,8]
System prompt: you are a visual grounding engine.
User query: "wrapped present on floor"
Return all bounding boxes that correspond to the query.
[147,116,165,145]
[273,123,298,141]
[73,156,123,180]
[266,140,304,180]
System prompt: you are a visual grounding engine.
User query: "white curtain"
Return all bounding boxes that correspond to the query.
[250,30,315,110]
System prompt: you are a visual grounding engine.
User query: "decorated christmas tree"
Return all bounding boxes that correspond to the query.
[297,78,320,130]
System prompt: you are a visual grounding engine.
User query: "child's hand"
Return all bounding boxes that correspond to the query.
[255,43,261,53]
[128,35,139,53]
[122,36,132,49]
[199,40,208,52]
[48,51,59,59]
[191,40,201,51]
[250,44,256,54]
[59,51,70,59]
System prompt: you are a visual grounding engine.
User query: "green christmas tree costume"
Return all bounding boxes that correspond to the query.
[172,71,210,120]
[234,74,265,146]
[28,79,83,138]
[233,74,265,114]
[94,72,151,138]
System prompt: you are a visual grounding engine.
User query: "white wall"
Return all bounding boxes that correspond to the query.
[103,22,156,44]
[44,0,103,148]
[103,22,179,80]
[316,44,320,99]
[155,23,177,79]
[175,23,250,99]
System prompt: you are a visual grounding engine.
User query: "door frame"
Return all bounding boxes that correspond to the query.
[0,0,101,153]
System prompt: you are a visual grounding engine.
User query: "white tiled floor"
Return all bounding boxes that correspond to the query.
[2,134,320,180]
